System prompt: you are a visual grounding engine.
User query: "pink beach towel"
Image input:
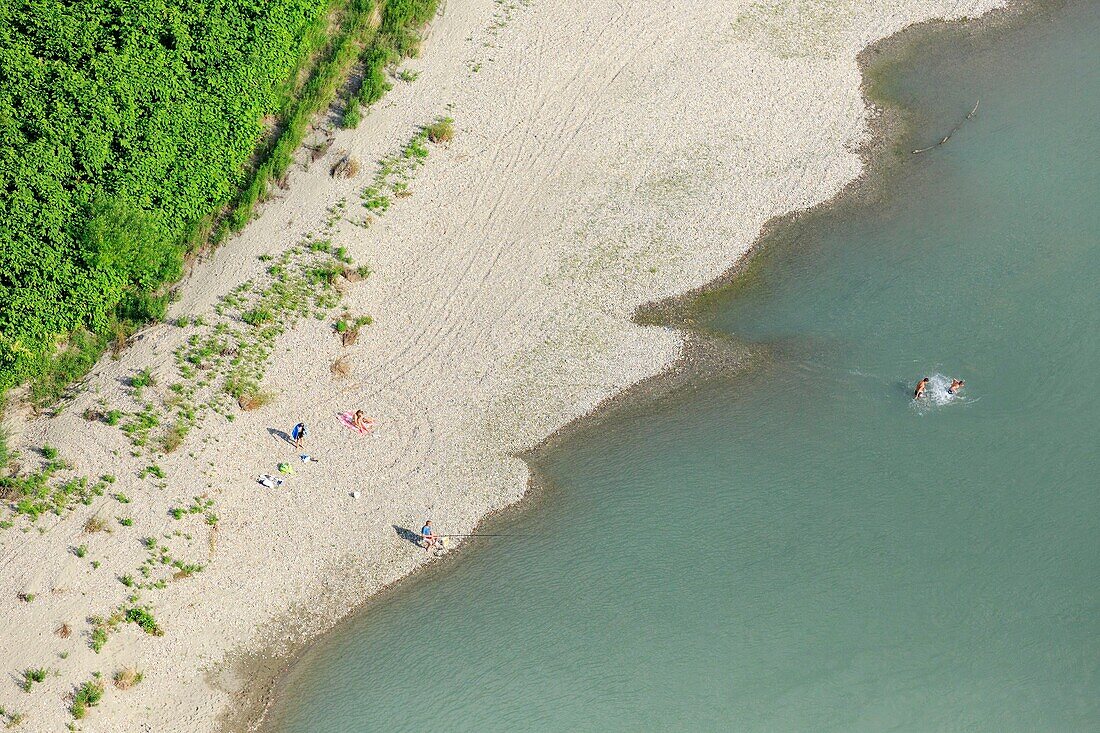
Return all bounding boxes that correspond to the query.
[338,411,374,434]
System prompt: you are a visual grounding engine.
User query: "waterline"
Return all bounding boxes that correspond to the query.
[266,3,1099,731]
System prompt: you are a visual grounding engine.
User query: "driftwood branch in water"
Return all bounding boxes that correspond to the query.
[912,99,980,154]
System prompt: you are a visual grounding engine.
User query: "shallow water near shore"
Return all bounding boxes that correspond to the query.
[267,4,1099,731]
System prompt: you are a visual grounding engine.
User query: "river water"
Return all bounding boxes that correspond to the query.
[268,4,1098,730]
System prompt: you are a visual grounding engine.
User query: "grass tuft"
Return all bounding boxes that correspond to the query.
[21,667,48,692]
[331,357,352,378]
[237,391,275,411]
[83,515,109,534]
[425,116,454,143]
[113,667,143,690]
[330,155,360,179]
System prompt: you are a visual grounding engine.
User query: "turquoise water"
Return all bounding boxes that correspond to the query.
[268,5,1099,731]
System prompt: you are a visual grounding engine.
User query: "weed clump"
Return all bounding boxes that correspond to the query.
[130,368,156,397]
[161,419,189,453]
[21,667,48,692]
[342,264,372,282]
[242,308,274,327]
[0,707,25,727]
[237,391,275,411]
[331,357,352,378]
[124,606,163,636]
[425,117,454,143]
[70,677,104,719]
[113,667,143,690]
[89,612,123,653]
[331,154,360,179]
[83,515,108,534]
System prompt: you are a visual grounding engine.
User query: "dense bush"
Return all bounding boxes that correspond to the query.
[0,0,439,402]
[0,0,335,395]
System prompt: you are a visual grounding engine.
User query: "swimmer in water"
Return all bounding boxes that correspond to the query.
[914,378,930,400]
[948,378,965,395]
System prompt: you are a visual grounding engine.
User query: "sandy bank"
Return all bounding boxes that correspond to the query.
[0,1,1004,730]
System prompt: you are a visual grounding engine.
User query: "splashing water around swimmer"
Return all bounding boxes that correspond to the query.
[915,373,963,408]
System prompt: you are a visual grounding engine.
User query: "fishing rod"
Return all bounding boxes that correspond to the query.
[439,533,513,538]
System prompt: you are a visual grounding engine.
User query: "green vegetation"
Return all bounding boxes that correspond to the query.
[0,0,343,399]
[0,458,110,521]
[0,0,442,406]
[21,667,48,692]
[380,0,440,57]
[129,368,156,399]
[140,464,166,480]
[89,610,125,653]
[341,0,441,127]
[358,120,444,217]
[425,117,455,143]
[124,606,163,636]
[70,676,104,719]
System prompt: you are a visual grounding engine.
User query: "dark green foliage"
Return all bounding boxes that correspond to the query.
[0,0,337,396]
[124,605,163,636]
[0,0,439,402]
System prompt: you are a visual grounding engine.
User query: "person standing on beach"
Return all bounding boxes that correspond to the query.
[914,378,929,400]
[419,520,439,550]
[292,422,307,449]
